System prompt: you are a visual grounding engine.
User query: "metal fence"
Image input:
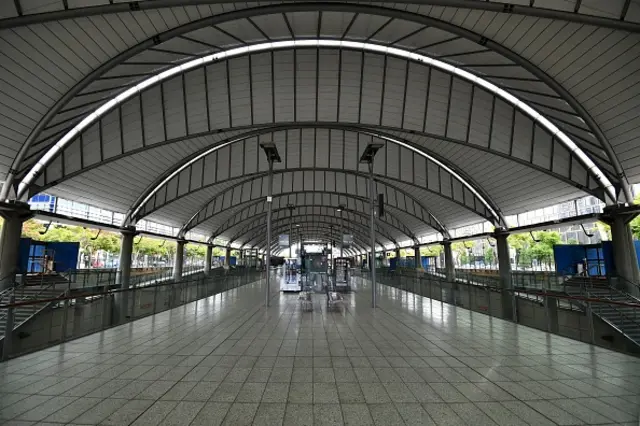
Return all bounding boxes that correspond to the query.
[0,267,263,360]
[371,268,640,355]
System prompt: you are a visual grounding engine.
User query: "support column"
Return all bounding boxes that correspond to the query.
[495,231,514,320]
[605,207,640,296]
[545,295,559,333]
[0,202,32,290]
[174,240,186,281]
[115,226,136,322]
[413,245,420,269]
[225,247,231,267]
[204,245,213,276]
[443,241,455,282]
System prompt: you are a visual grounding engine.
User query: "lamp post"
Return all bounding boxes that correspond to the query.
[287,204,295,259]
[260,142,281,307]
[337,204,345,258]
[360,143,384,308]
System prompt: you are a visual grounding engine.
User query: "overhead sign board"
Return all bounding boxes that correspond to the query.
[279,234,289,248]
[342,234,353,248]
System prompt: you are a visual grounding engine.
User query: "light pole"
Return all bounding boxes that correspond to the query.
[287,204,295,259]
[360,143,384,308]
[337,204,345,258]
[260,142,281,307]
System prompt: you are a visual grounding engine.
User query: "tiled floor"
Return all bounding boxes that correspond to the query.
[0,277,638,425]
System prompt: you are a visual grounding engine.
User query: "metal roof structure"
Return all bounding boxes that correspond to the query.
[1,1,639,253]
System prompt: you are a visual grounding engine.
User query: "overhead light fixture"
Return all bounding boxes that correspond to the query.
[260,142,282,163]
[359,143,384,164]
[337,204,346,212]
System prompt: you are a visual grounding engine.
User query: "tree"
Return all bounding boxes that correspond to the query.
[483,246,495,267]
[452,241,473,266]
[420,245,442,257]
[508,233,534,268]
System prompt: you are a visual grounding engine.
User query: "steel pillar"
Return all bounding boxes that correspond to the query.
[368,162,377,308]
[495,231,514,320]
[0,202,32,290]
[225,246,231,267]
[204,245,213,276]
[443,241,455,282]
[265,158,274,307]
[413,245,420,269]
[174,240,186,281]
[115,226,136,322]
[605,207,640,296]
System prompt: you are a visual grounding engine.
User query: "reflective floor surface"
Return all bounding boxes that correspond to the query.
[0,278,638,425]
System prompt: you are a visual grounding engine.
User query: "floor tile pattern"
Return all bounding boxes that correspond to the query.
[0,278,638,425]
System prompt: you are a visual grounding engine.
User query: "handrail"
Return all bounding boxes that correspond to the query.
[0,269,259,310]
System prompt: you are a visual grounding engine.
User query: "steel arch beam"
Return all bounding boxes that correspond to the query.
[6,3,627,203]
[2,1,639,32]
[201,190,433,244]
[250,221,384,252]
[228,213,394,248]
[195,185,445,242]
[38,121,600,224]
[258,224,374,252]
[221,205,415,245]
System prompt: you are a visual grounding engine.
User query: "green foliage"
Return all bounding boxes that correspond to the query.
[483,246,495,266]
[507,231,561,268]
[420,245,442,257]
[452,241,473,266]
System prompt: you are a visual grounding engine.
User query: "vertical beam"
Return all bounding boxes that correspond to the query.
[204,244,212,276]
[174,240,186,281]
[0,202,32,290]
[495,231,514,320]
[368,162,377,308]
[414,245,420,269]
[115,226,136,322]
[265,157,274,307]
[443,240,455,281]
[340,211,344,258]
[225,246,231,266]
[607,209,640,296]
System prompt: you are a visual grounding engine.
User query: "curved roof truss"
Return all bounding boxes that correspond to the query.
[237,213,391,250]
[217,205,417,246]
[189,187,443,242]
[14,38,617,206]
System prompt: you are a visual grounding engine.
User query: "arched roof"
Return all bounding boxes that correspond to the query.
[1,1,638,252]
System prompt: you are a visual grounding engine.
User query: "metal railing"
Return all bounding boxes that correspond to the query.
[0,267,263,361]
[372,268,640,355]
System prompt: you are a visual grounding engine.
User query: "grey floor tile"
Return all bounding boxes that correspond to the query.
[429,382,469,403]
[189,402,231,426]
[449,402,498,426]
[394,403,435,426]
[136,380,177,400]
[337,382,365,403]
[101,399,155,426]
[183,381,220,401]
[42,397,101,424]
[236,382,267,402]
[421,403,465,426]
[313,383,339,403]
[341,403,374,426]
[211,382,242,402]
[550,398,617,424]
[221,402,258,425]
[525,400,582,425]
[73,398,129,425]
[361,383,391,404]
[262,382,290,403]
[160,381,198,400]
[15,396,77,422]
[158,401,205,426]
[368,403,404,426]
[382,382,417,403]
[313,403,344,426]
[476,401,529,426]
[288,382,313,403]
[284,403,313,426]
[252,402,286,426]
[0,395,53,420]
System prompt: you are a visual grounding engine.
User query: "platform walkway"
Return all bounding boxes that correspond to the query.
[0,278,638,425]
